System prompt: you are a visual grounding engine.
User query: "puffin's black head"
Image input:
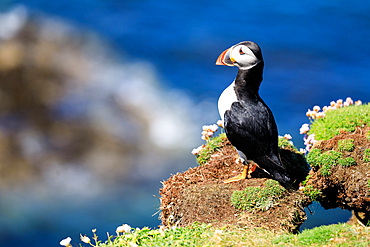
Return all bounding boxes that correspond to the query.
[216,41,263,70]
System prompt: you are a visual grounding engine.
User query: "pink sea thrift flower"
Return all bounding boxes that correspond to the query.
[80,234,90,244]
[300,123,310,135]
[284,134,292,140]
[306,110,317,119]
[316,112,325,119]
[345,97,353,105]
[304,134,317,151]
[202,124,218,133]
[191,144,205,155]
[60,237,72,247]
[216,120,224,128]
[116,224,131,235]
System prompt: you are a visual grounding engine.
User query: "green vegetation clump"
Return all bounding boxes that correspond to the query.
[306,149,344,176]
[338,157,356,167]
[196,133,227,165]
[230,179,286,211]
[364,148,370,162]
[306,148,322,169]
[278,136,298,151]
[337,139,355,152]
[319,150,343,176]
[303,185,323,201]
[309,103,370,141]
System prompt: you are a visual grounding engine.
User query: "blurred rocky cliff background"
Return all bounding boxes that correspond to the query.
[0,6,211,189]
[0,6,215,246]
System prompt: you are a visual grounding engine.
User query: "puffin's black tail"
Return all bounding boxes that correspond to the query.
[255,154,291,184]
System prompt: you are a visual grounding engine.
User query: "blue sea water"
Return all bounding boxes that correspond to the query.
[1,0,369,246]
[14,0,370,140]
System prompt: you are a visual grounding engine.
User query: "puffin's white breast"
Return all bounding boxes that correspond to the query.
[218,80,238,122]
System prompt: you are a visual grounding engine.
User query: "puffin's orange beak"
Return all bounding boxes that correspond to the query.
[216,47,235,66]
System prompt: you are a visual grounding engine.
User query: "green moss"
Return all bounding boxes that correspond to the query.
[306,148,322,169]
[319,151,343,176]
[231,179,286,211]
[196,133,227,165]
[309,103,370,141]
[303,185,323,201]
[306,149,343,176]
[337,139,355,152]
[364,149,370,162]
[338,157,356,167]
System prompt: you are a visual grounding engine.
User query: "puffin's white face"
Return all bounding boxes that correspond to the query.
[216,41,262,70]
[229,44,258,70]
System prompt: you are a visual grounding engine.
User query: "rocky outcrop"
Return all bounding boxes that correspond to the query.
[159,140,310,233]
[303,127,370,225]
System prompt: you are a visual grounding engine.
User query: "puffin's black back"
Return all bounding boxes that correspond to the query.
[224,63,290,183]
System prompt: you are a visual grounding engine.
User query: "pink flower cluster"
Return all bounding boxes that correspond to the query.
[201,124,219,140]
[306,97,362,120]
[298,123,315,154]
[301,97,362,153]
[191,144,206,156]
[283,134,292,140]
[191,120,224,155]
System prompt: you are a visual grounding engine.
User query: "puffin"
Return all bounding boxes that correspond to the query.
[216,41,290,184]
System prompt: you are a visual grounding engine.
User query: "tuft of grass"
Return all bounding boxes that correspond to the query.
[364,148,370,162]
[303,185,323,201]
[196,133,227,165]
[274,223,370,246]
[309,103,370,141]
[231,179,286,211]
[337,139,355,152]
[74,222,370,247]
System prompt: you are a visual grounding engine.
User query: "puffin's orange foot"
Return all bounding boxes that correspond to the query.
[223,165,248,183]
[223,163,258,183]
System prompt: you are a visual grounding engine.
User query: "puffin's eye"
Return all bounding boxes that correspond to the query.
[239,47,245,55]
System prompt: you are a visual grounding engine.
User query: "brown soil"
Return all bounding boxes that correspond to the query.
[304,126,370,223]
[159,140,310,233]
